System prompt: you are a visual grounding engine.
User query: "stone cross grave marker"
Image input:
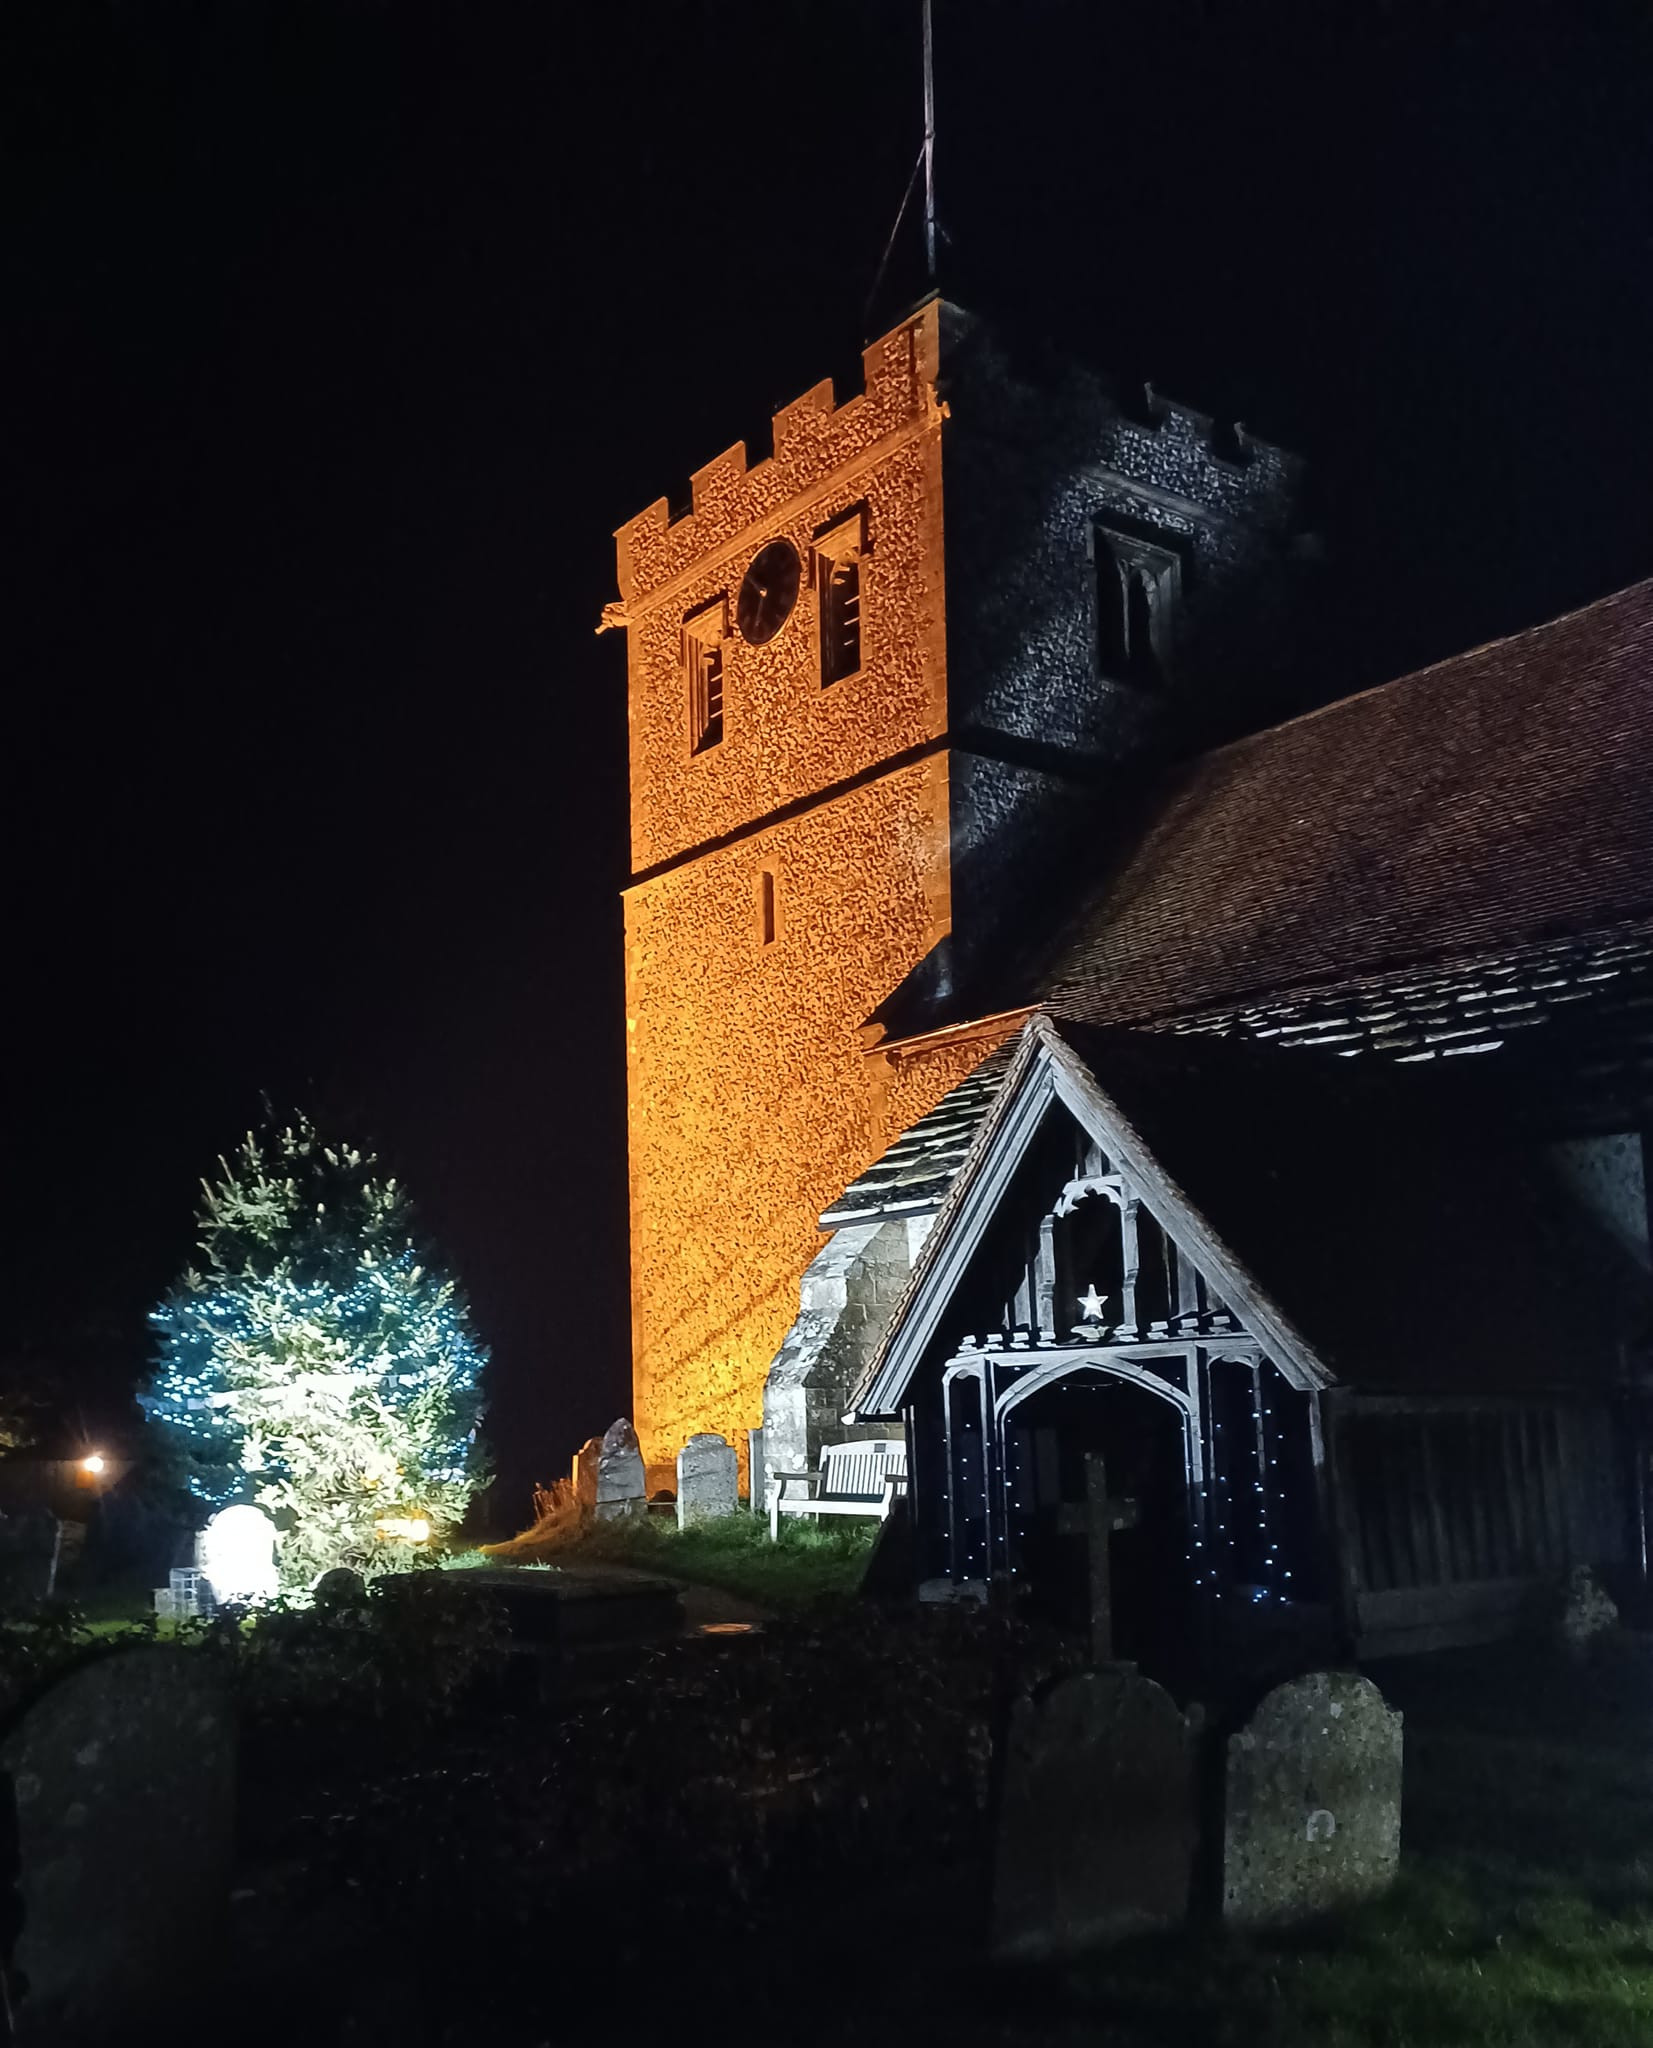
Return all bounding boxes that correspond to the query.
[1055,1450,1138,1664]
[594,1417,647,1521]
[1222,1669,1402,1927]
[677,1433,738,1528]
[993,1667,1196,1959]
[2,1646,235,2044]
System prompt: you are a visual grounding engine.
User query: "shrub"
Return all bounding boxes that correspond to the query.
[234,1568,508,1725]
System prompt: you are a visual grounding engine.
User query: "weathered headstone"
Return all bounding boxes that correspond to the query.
[572,1434,605,1517]
[3,1647,235,2043]
[312,1566,369,1608]
[993,1668,1196,1959]
[199,1503,279,1604]
[676,1433,738,1528]
[1222,1670,1402,1927]
[594,1417,646,1522]
[1557,1564,1619,1660]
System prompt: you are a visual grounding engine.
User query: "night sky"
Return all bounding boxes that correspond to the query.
[11,1,1653,1520]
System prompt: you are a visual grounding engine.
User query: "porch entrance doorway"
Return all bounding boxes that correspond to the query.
[1009,1371,1193,1671]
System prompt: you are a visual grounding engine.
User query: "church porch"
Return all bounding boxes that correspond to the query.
[922,1333,1331,1676]
[849,1016,1648,1677]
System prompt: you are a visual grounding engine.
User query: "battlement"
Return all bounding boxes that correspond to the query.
[1141,384,1295,477]
[931,301,1303,538]
[611,301,1303,618]
[614,305,945,608]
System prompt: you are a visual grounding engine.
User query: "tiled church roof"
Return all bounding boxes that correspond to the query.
[1050,1022,1651,1396]
[821,1040,1016,1226]
[831,581,1653,1234]
[1154,921,1653,1071]
[850,1019,1653,1417]
[1035,578,1653,1029]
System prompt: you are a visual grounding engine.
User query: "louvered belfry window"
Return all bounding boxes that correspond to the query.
[683,596,727,753]
[815,510,866,687]
[1094,521,1183,687]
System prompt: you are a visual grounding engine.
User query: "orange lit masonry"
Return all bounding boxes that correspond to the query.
[611,304,1011,1482]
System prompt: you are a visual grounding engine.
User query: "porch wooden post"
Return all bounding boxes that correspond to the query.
[980,1361,1001,1580]
[1035,1215,1058,1337]
[1120,1197,1141,1337]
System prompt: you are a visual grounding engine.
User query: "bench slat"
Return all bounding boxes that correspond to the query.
[819,1439,907,1503]
[766,1438,907,1541]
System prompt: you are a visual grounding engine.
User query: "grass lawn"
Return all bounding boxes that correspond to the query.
[221,1589,1653,2046]
[48,1531,1653,2043]
[480,1502,877,1610]
[951,1638,1653,2048]
[987,1864,1653,2047]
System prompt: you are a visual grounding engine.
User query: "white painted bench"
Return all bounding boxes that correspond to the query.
[767,1438,908,1540]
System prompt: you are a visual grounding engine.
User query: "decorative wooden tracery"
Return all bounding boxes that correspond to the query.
[923,1119,1320,1626]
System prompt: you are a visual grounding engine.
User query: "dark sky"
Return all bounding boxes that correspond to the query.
[10,1,1653,1517]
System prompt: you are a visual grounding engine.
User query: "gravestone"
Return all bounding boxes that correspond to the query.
[312,1566,369,1608]
[572,1434,605,1517]
[1557,1564,1619,1660]
[594,1418,647,1522]
[3,1647,235,2043]
[199,1503,279,1604]
[993,1668,1196,1959]
[1222,1670,1402,1927]
[676,1433,738,1528]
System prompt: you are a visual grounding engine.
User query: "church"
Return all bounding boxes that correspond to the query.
[607,297,1653,1666]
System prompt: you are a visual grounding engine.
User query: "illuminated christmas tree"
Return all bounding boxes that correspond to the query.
[144,1115,488,1587]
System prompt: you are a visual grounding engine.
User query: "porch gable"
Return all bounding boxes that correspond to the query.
[849,1016,1329,1422]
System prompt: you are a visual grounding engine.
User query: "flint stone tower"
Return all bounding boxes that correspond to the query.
[610,299,1304,1482]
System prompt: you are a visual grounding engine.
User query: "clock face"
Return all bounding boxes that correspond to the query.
[736,539,801,646]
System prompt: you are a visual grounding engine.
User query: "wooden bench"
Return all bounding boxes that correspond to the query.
[767,1438,908,1540]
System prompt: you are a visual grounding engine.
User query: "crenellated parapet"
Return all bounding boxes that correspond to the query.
[931,300,1303,539]
[610,300,1302,614]
[1123,384,1304,529]
[613,305,944,608]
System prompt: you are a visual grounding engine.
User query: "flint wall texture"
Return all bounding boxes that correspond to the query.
[938,301,1306,769]
[870,1021,1025,1153]
[615,298,1307,1478]
[618,312,948,872]
[625,760,952,1473]
[618,306,955,1475]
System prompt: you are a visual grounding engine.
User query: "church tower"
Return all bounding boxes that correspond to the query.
[611,300,1303,1482]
